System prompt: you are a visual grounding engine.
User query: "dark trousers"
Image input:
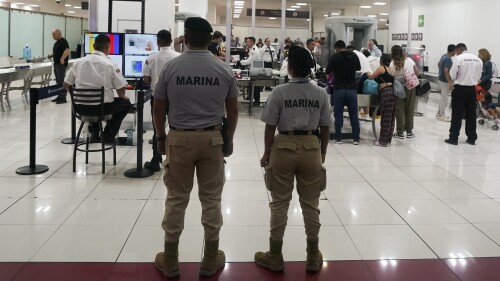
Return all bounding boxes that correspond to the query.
[252,86,261,102]
[150,96,162,163]
[449,85,477,142]
[54,64,67,99]
[75,98,132,138]
[331,89,360,141]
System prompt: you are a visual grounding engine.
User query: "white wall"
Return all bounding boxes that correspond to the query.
[390,0,500,73]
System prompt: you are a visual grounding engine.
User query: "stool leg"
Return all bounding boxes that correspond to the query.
[99,121,105,174]
[85,135,90,164]
[113,139,116,166]
[74,121,85,172]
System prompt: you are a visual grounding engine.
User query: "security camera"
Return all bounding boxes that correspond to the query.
[55,0,61,3]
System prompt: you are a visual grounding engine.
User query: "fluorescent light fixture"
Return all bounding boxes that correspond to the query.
[379,18,387,21]
[269,17,276,19]
[291,5,300,8]
[234,0,245,3]
[296,3,307,5]
[360,5,371,8]
[373,2,386,5]
[74,6,81,9]
[368,15,377,17]
[234,9,242,13]
[13,2,24,5]
[234,4,243,7]
[286,8,296,11]
[29,4,39,7]
[324,14,328,17]
[331,12,340,15]
[65,4,71,6]
[68,11,75,13]
[174,3,179,6]
[306,19,310,21]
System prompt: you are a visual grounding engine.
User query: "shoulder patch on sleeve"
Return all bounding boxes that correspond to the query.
[116,69,121,73]
[145,60,149,65]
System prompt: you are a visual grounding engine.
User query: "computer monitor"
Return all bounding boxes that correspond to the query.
[108,55,123,74]
[124,34,158,55]
[123,55,147,78]
[84,33,122,55]
[251,59,265,69]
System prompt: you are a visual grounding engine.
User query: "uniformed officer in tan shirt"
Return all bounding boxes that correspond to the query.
[256,45,331,273]
[152,17,239,278]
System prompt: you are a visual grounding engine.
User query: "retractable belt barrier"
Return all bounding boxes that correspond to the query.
[16,85,66,175]
[124,82,154,178]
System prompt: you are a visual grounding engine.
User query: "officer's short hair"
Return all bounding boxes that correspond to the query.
[456,43,467,51]
[157,30,172,45]
[334,40,346,49]
[346,45,355,51]
[306,39,315,45]
[184,17,213,48]
[362,49,371,57]
[247,37,256,44]
[288,46,315,77]
[93,34,110,52]
[447,44,456,53]
[213,31,223,39]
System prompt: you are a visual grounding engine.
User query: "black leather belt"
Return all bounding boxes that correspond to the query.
[170,125,221,132]
[279,130,315,136]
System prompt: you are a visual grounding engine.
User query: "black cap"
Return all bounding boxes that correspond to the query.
[185,17,213,33]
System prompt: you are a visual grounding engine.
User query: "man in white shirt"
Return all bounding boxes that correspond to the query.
[142,30,180,172]
[368,39,382,58]
[241,37,263,106]
[445,43,483,145]
[64,34,131,143]
[260,38,276,69]
[306,39,321,76]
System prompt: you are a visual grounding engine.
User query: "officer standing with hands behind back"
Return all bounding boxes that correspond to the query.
[445,43,483,145]
[256,45,331,273]
[152,17,239,278]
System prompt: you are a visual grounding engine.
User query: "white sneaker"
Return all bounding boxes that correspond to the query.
[333,139,343,144]
[353,141,359,145]
[436,114,451,122]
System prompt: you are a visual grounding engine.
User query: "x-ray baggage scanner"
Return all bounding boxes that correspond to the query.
[325,17,377,57]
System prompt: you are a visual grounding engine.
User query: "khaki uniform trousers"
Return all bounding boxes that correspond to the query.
[265,134,326,241]
[395,87,417,134]
[162,129,225,242]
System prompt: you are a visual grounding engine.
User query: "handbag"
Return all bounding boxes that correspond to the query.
[404,70,420,90]
[363,79,379,95]
[380,72,406,99]
[416,79,431,96]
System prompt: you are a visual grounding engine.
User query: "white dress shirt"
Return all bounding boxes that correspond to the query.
[64,50,128,104]
[367,56,380,73]
[240,45,261,66]
[450,51,483,86]
[142,46,180,91]
[354,50,372,74]
[260,45,276,63]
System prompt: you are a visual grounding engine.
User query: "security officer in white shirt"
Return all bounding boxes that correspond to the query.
[142,30,180,172]
[241,36,263,106]
[260,38,276,68]
[306,39,321,76]
[445,43,483,145]
[64,34,131,143]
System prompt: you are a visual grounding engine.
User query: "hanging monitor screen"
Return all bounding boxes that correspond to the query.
[123,55,147,78]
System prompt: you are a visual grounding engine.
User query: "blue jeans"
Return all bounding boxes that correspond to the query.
[331,89,360,141]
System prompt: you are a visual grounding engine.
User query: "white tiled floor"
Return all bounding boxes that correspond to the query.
[2,90,500,263]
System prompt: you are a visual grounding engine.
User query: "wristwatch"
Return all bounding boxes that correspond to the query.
[156,135,167,141]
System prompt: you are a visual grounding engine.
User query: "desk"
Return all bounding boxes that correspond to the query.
[356,94,380,139]
[0,61,74,111]
[237,76,284,115]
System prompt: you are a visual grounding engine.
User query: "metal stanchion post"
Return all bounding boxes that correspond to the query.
[125,84,154,178]
[16,88,49,175]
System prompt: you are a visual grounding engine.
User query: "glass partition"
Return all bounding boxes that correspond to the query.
[66,17,83,53]
[0,9,8,56]
[43,14,66,57]
[10,10,43,58]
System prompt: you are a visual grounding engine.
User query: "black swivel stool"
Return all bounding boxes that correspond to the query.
[69,86,117,174]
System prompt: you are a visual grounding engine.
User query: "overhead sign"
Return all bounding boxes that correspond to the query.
[418,15,424,27]
[392,33,423,41]
[246,9,310,19]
